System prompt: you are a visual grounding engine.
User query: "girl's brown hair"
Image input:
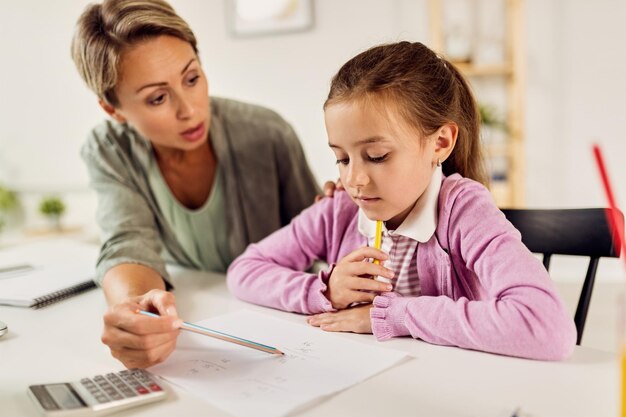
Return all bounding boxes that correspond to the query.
[325,41,488,186]
[71,0,198,107]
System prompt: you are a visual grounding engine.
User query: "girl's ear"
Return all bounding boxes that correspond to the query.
[98,99,127,124]
[433,123,458,164]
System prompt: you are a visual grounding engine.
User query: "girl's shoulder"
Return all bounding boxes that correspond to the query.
[298,190,359,230]
[439,173,491,205]
[437,173,503,237]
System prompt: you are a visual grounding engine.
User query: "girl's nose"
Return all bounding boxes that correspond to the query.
[345,163,369,188]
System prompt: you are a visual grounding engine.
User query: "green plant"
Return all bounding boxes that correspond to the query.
[39,196,66,217]
[0,185,18,212]
[478,103,507,132]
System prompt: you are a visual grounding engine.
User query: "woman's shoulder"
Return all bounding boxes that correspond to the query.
[82,119,141,152]
[80,119,151,168]
[212,97,294,141]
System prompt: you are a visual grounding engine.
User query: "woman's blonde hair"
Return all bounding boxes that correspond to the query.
[325,41,488,187]
[71,0,198,107]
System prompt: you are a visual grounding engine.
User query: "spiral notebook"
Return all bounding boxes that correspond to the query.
[0,239,98,308]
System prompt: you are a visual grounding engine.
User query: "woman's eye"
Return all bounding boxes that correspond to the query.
[368,153,389,163]
[148,94,166,106]
[335,158,349,165]
[187,75,200,85]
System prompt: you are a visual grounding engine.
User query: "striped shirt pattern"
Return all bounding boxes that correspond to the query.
[370,230,421,297]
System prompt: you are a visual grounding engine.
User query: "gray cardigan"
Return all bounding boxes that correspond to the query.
[81,97,320,285]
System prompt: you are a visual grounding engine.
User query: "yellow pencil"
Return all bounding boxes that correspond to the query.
[373,220,383,265]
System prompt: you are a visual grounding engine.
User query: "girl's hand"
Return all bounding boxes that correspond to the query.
[101,289,182,369]
[325,247,394,310]
[307,304,373,334]
[315,179,344,202]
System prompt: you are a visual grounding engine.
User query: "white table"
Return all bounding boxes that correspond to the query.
[0,268,619,417]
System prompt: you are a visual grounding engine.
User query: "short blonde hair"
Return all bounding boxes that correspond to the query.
[71,0,198,106]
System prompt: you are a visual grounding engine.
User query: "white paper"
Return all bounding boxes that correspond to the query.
[0,239,98,306]
[150,310,408,417]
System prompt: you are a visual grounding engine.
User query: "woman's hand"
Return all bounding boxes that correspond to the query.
[307,304,373,334]
[325,247,394,310]
[101,289,182,369]
[315,179,344,202]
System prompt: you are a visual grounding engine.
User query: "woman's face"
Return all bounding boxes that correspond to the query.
[105,35,210,151]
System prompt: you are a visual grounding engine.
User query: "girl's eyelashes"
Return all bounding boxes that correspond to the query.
[367,153,389,163]
[335,153,389,165]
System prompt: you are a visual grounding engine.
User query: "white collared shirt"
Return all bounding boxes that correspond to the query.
[358,166,442,295]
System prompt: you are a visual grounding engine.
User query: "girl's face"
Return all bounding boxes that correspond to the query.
[102,35,210,151]
[325,99,455,229]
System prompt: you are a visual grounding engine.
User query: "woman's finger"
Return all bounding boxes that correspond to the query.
[105,303,180,335]
[102,325,178,351]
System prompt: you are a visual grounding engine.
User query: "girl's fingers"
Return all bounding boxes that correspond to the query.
[348,290,377,304]
[342,247,389,263]
[347,262,395,281]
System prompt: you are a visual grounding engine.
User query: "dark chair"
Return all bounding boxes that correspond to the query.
[500,208,623,345]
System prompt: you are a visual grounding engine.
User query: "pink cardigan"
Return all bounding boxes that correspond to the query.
[227,174,576,360]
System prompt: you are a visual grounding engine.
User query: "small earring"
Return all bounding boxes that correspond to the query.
[436,159,441,167]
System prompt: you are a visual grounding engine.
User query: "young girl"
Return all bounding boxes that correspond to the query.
[227,41,576,360]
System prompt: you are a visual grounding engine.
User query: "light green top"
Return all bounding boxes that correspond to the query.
[81,97,320,286]
[148,159,232,272]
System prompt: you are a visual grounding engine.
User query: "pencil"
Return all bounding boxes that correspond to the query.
[137,310,284,356]
[373,220,383,265]
[592,144,626,270]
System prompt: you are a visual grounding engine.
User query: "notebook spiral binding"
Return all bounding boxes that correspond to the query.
[32,281,97,309]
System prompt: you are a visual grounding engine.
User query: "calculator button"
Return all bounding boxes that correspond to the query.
[136,387,149,395]
[94,393,110,403]
[120,387,137,397]
[149,384,162,392]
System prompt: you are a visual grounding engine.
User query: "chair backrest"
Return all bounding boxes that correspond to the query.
[500,208,623,345]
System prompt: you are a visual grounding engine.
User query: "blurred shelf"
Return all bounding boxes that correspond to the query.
[453,62,513,77]
[429,0,525,208]
[484,143,512,158]
[490,180,512,207]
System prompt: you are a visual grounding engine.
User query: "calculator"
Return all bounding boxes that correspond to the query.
[27,369,167,416]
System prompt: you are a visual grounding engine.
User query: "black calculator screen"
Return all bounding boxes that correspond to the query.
[46,384,86,410]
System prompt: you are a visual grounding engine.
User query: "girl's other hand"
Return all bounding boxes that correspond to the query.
[315,179,344,202]
[325,247,394,310]
[101,289,182,369]
[307,304,373,334]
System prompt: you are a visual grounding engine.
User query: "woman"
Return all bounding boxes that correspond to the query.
[72,0,323,368]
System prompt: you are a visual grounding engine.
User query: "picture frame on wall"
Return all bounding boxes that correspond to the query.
[226,0,314,37]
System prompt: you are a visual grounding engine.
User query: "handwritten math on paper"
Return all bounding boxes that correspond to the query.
[150,311,407,417]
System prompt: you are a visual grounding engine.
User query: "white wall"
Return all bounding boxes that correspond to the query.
[1,0,625,277]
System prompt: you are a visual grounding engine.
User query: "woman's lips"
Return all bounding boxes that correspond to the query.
[180,122,205,142]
